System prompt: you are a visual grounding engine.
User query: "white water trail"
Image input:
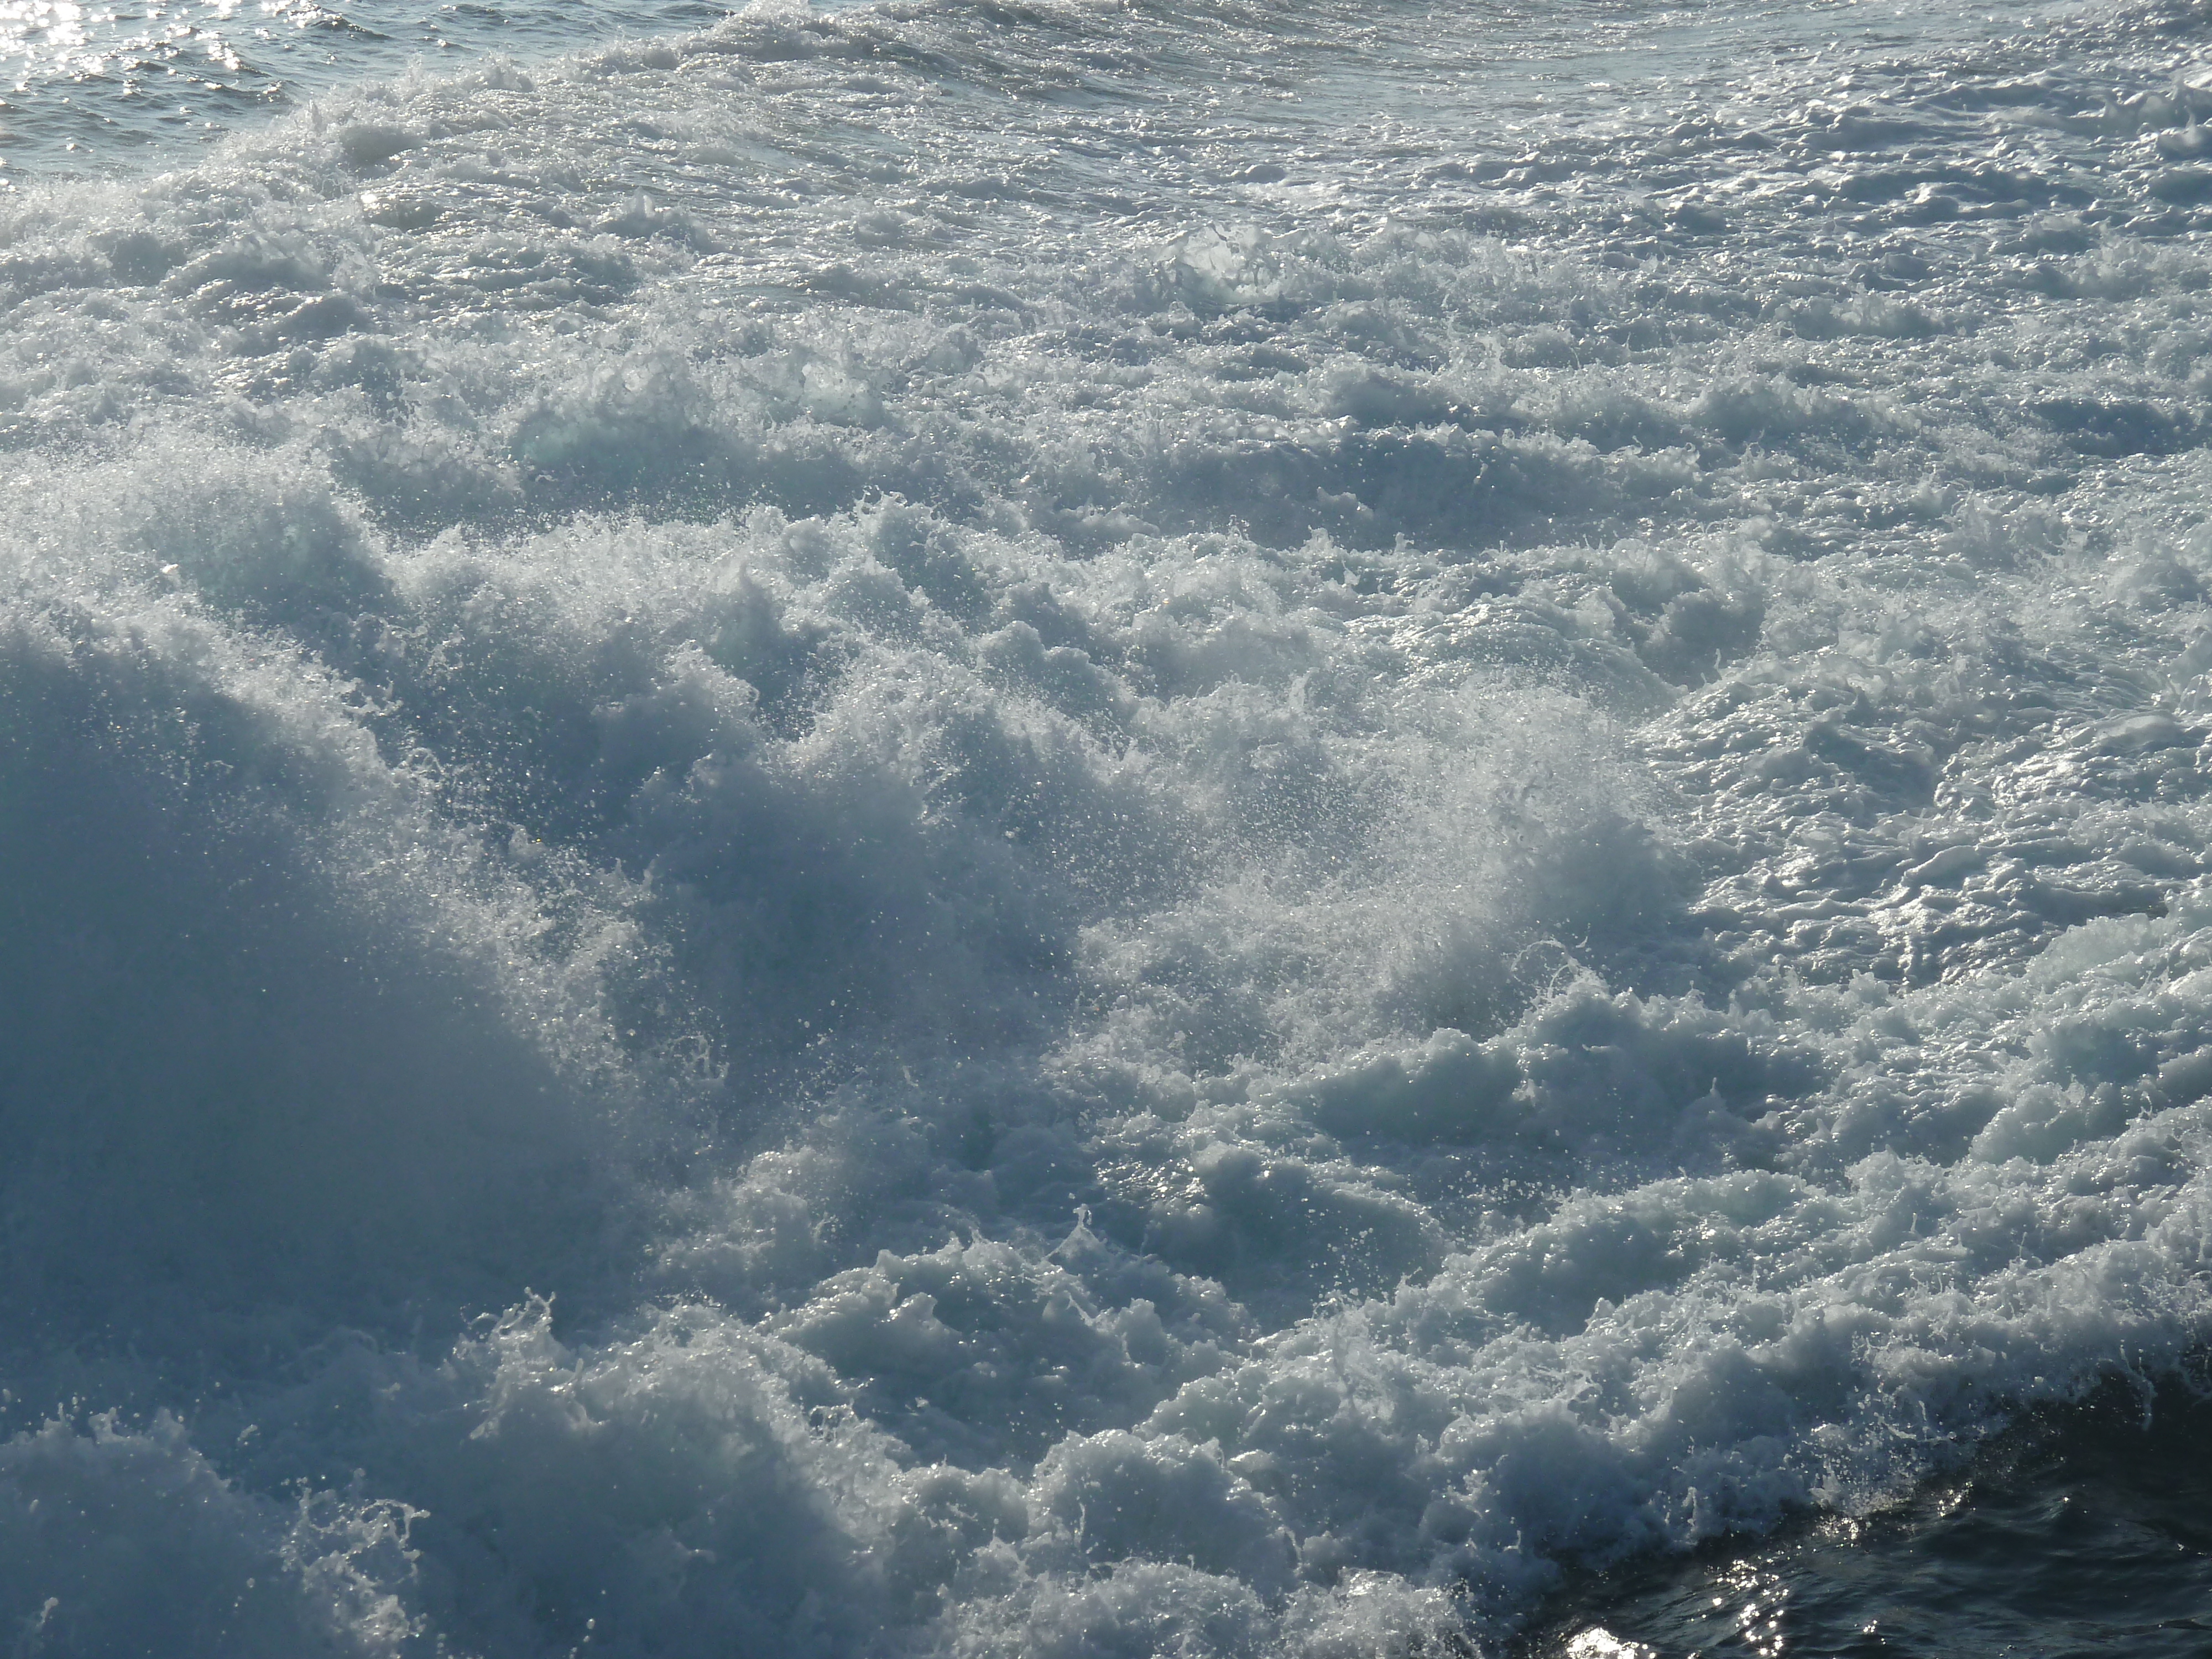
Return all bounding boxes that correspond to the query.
[7,0,2212,1652]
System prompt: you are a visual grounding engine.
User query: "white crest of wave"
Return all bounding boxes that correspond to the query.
[8,0,2212,1651]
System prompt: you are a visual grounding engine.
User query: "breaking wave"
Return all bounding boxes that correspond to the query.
[7,0,2212,1651]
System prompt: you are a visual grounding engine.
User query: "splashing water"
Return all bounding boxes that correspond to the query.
[6,0,2212,1652]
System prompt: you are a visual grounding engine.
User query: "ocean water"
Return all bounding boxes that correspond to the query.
[6,0,2212,1651]
[1527,1376,2212,1656]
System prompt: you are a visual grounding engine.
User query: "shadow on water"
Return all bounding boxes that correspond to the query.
[1519,1371,2212,1659]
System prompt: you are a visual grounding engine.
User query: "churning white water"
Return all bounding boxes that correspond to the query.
[6,0,2212,1651]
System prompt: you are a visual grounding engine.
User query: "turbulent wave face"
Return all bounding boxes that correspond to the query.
[8,0,2212,1650]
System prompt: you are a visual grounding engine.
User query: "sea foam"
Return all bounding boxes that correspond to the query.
[7,0,2212,1651]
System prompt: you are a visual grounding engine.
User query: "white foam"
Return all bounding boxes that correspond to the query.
[8,0,2212,1651]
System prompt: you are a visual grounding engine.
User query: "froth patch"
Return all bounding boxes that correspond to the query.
[13,0,2212,1649]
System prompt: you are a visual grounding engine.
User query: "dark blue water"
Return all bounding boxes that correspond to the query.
[1532,1374,2212,1658]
